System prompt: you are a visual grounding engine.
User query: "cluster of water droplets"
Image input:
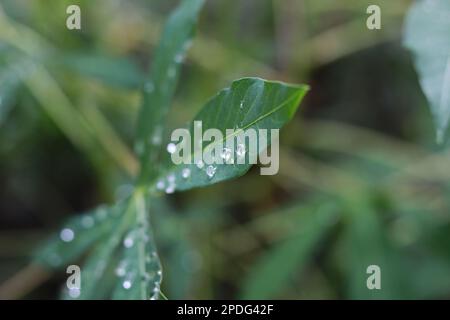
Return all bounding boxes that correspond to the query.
[158,128,249,189]
[58,207,110,244]
[114,228,162,299]
[156,173,177,194]
[47,207,115,268]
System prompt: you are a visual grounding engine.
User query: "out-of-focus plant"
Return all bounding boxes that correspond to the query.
[4,0,308,300]
[404,0,450,143]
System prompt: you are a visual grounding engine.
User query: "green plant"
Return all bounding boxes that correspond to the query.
[32,0,308,300]
[404,0,450,143]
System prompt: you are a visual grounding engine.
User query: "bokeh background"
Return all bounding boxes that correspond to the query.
[1,0,450,299]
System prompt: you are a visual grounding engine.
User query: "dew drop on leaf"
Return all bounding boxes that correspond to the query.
[220,147,232,163]
[115,267,126,278]
[166,143,176,154]
[165,183,175,194]
[122,280,132,290]
[60,228,74,242]
[206,165,216,178]
[196,159,204,169]
[236,143,246,158]
[123,235,134,248]
[96,208,108,220]
[182,168,191,179]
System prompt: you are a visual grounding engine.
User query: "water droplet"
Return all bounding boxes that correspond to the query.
[60,228,74,242]
[182,168,191,179]
[116,268,126,277]
[144,82,154,93]
[196,159,204,169]
[206,165,216,178]
[156,180,165,190]
[239,100,244,109]
[96,208,108,220]
[123,238,134,248]
[68,288,80,298]
[236,143,246,158]
[123,280,132,290]
[157,270,162,277]
[165,184,175,194]
[123,231,134,248]
[167,143,176,154]
[220,147,232,163]
[81,216,94,228]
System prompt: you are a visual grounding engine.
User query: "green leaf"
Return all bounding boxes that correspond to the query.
[111,193,162,300]
[404,0,450,143]
[34,204,122,270]
[75,200,135,300]
[152,77,308,192]
[136,0,205,180]
[240,203,337,299]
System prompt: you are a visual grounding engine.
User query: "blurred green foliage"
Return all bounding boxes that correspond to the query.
[1,0,450,300]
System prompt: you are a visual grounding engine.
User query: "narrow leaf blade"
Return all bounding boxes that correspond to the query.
[136,0,205,178]
[404,0,450,142]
